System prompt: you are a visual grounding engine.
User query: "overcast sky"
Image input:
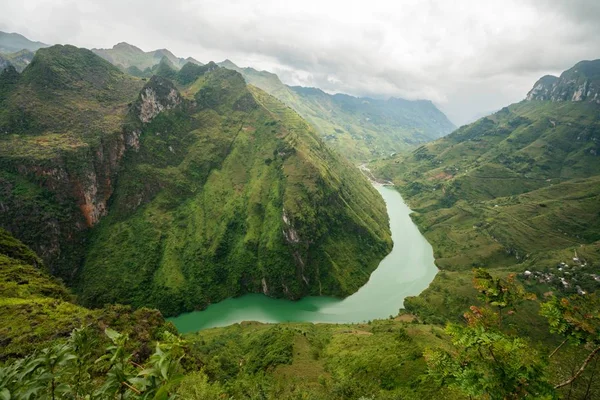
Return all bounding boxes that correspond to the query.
[2,0,599,125]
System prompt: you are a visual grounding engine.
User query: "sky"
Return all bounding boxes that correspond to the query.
[1,0,599,126]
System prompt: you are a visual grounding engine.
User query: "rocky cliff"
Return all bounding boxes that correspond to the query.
[526,59,600,103]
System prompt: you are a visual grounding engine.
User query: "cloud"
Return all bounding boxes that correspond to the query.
[1,0,599,125]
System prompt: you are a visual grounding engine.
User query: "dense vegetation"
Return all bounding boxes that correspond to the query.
[369,60,600,398]
[0,44,392,317]
[2,231,598,399]
[79,63,392,316]
[218,59,455,162]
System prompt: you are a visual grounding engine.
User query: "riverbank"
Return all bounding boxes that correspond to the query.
[170,185,438,333]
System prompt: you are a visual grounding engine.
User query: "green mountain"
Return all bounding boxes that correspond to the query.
[0,49,35,72]
[0,45,392,316]
[372,59,600,321]
[218,60,455,162]
[0,31,47,72]
[92,42,203,74]
[0,31,48,53]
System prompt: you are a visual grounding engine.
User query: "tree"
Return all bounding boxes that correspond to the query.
[425,269,554,400]
[540,293,600,390]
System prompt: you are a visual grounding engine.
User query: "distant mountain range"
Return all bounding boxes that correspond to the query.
[91,42,203,76]
[218,59,455,161]
[0,32,48,72]
[0,31,48,53]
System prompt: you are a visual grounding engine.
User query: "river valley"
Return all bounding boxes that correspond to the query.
[170,185,438,333]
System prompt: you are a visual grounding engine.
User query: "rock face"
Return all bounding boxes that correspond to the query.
[0,45,144,279]
[526,59,600,103]
[136,76,182,123]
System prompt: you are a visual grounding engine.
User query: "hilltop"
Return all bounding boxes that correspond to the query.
[0,31,48,53]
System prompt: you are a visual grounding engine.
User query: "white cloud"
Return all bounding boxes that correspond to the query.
[1,0,599,125]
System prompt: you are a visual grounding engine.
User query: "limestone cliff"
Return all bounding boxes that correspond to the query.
[526,59,600,103]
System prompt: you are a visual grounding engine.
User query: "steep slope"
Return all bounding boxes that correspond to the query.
[78,64,392,316]
[0,45,391,317]
[372,60,600,302]
[526,59,600,103]
[92,42,202,74]
[0,31,48,53]
[0,228,172,360]
[218,60,455,162]
[0,45,145,279]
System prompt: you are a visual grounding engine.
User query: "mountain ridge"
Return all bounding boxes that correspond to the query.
[372,60,600,316]
[91,41,203,73]
[218,59,455,161]
[526,59,600,103]
[0,31,48,53]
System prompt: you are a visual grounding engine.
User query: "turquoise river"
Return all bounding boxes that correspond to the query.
[170,185,438,333]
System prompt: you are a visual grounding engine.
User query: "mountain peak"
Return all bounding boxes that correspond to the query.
[526,59,600,103]
[112,42,144,53]
[22,45,124,91]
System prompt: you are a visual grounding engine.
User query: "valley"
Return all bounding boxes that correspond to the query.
[0,23,599,400]
[170,185,438,331]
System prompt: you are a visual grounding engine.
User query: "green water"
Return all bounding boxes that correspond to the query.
[170,185,438,333]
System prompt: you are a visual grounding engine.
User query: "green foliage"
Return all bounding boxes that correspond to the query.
[540,293,599,346]
[0,328,185,399]
[425,325,554,400]
[78,66,391,316]
[425,270,555,399]
[180,320,458,400]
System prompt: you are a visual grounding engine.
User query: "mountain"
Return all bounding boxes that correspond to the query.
[92,42,203,74]
[526,59,600,103]
[0,31,48,53]
[372,59,600,320]
[218,60,455,162]
[0,49,35,72]
[0,45,392,316]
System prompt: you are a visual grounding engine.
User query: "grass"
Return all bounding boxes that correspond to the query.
[0,228,175,360]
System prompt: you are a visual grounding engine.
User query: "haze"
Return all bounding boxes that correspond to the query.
[2,0,599,125]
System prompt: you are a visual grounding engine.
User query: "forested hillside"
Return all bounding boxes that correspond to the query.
[0,45,391,317]
[372,60,600,323]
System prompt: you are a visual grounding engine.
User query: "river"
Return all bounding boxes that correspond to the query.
[170,185,438,333]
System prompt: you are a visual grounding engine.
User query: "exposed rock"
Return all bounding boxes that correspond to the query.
[282,209,300,243]
[261,277,268,295]
[526,59,600,103]
[137,76,182,123]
